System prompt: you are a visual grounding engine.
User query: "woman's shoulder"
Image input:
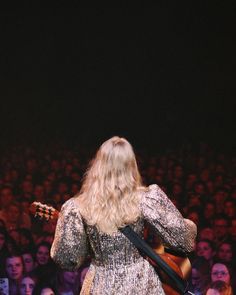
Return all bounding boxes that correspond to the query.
[139,184,169,209]
[140,184,160,199]
[60,196,82,214]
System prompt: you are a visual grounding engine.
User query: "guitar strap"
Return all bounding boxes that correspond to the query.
[120,225,193,294]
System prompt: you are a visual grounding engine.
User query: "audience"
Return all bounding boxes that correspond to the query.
[0,141,235,294]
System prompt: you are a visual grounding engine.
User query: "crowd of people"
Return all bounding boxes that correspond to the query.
[0,140,235,295]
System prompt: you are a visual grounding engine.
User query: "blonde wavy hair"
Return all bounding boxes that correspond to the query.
[77,136,144,234]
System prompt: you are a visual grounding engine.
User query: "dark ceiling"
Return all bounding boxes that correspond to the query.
[0,2,235,149]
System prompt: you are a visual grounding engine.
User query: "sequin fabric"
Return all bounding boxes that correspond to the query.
[51,184,197,294]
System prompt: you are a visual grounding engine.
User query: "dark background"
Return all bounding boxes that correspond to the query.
[0,1,235,151]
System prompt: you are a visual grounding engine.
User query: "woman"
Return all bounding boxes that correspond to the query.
[211,262,232,285]
[19,274,37,295]
[196,239,216,267]
[51,136,197,294]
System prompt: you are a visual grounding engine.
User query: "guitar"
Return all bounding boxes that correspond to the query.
[29,201,59,221]
[29,202,191,295]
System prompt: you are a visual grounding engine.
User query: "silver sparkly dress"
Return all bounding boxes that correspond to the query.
[51,184,197,294]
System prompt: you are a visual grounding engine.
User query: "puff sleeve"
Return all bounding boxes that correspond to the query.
[50,198,88,270]
[141,184,197,253]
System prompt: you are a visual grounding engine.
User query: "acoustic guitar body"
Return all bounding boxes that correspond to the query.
[151,243,191,295]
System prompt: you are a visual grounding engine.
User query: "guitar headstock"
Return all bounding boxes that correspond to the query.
[29,202,58,221]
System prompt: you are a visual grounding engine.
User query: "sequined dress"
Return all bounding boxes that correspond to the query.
[51,184,197,294]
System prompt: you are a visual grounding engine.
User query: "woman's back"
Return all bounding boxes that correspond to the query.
[85,220,143,268]
[51,184,197,294]
[51,137,197,294]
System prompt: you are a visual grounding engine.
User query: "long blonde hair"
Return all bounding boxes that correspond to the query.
[78,136,144,234]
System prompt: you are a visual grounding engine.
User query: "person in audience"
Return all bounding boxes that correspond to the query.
[5,253,24,295]
[19,274,38,295]
[212,189,228,214]
[212,215,230,246]
[198,227,215,242]
[223,198,235,220]
[205,280,233,295]
[203,202,216,226]
[34,242,57,285]
[21,248,37,274]
[32,283,58,295]
[0,186,14,213]
[216,240,234,264]
[0,201,31,231]
[188,256,211,295]
[211,262,232,285]
[56,270,80,295]
[196,239,216,267]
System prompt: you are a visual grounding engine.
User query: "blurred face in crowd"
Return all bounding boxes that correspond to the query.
[191,268,201,287]
[194,183,205,195]
[172,183,182,196]
[34,185,44,201]
[224,200,235,218]
[206,180,214,194]
[58,182,68,194]
[200,169,210,182]
[63,271,78,285]
[36,245,50,265]
[213,219,228,240]
[196,241,215,261]
[217,243,233,263]
[186,174,197,189]
[213,190,227,205]
[40,288,55,295]
[204,203,215,220]
[20,277,36,295]
[22,253,35,273]
[26,159,37,173]
[43,180,53,194]
[189,195,201,207]
[7,205,20,223]
[0,188,13,208]
[21,200,31,214]
[199,228,215,241]
[173,165,183,179]
[6,256,24,280]
[211,263,230,284]
[22,180,33,194]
